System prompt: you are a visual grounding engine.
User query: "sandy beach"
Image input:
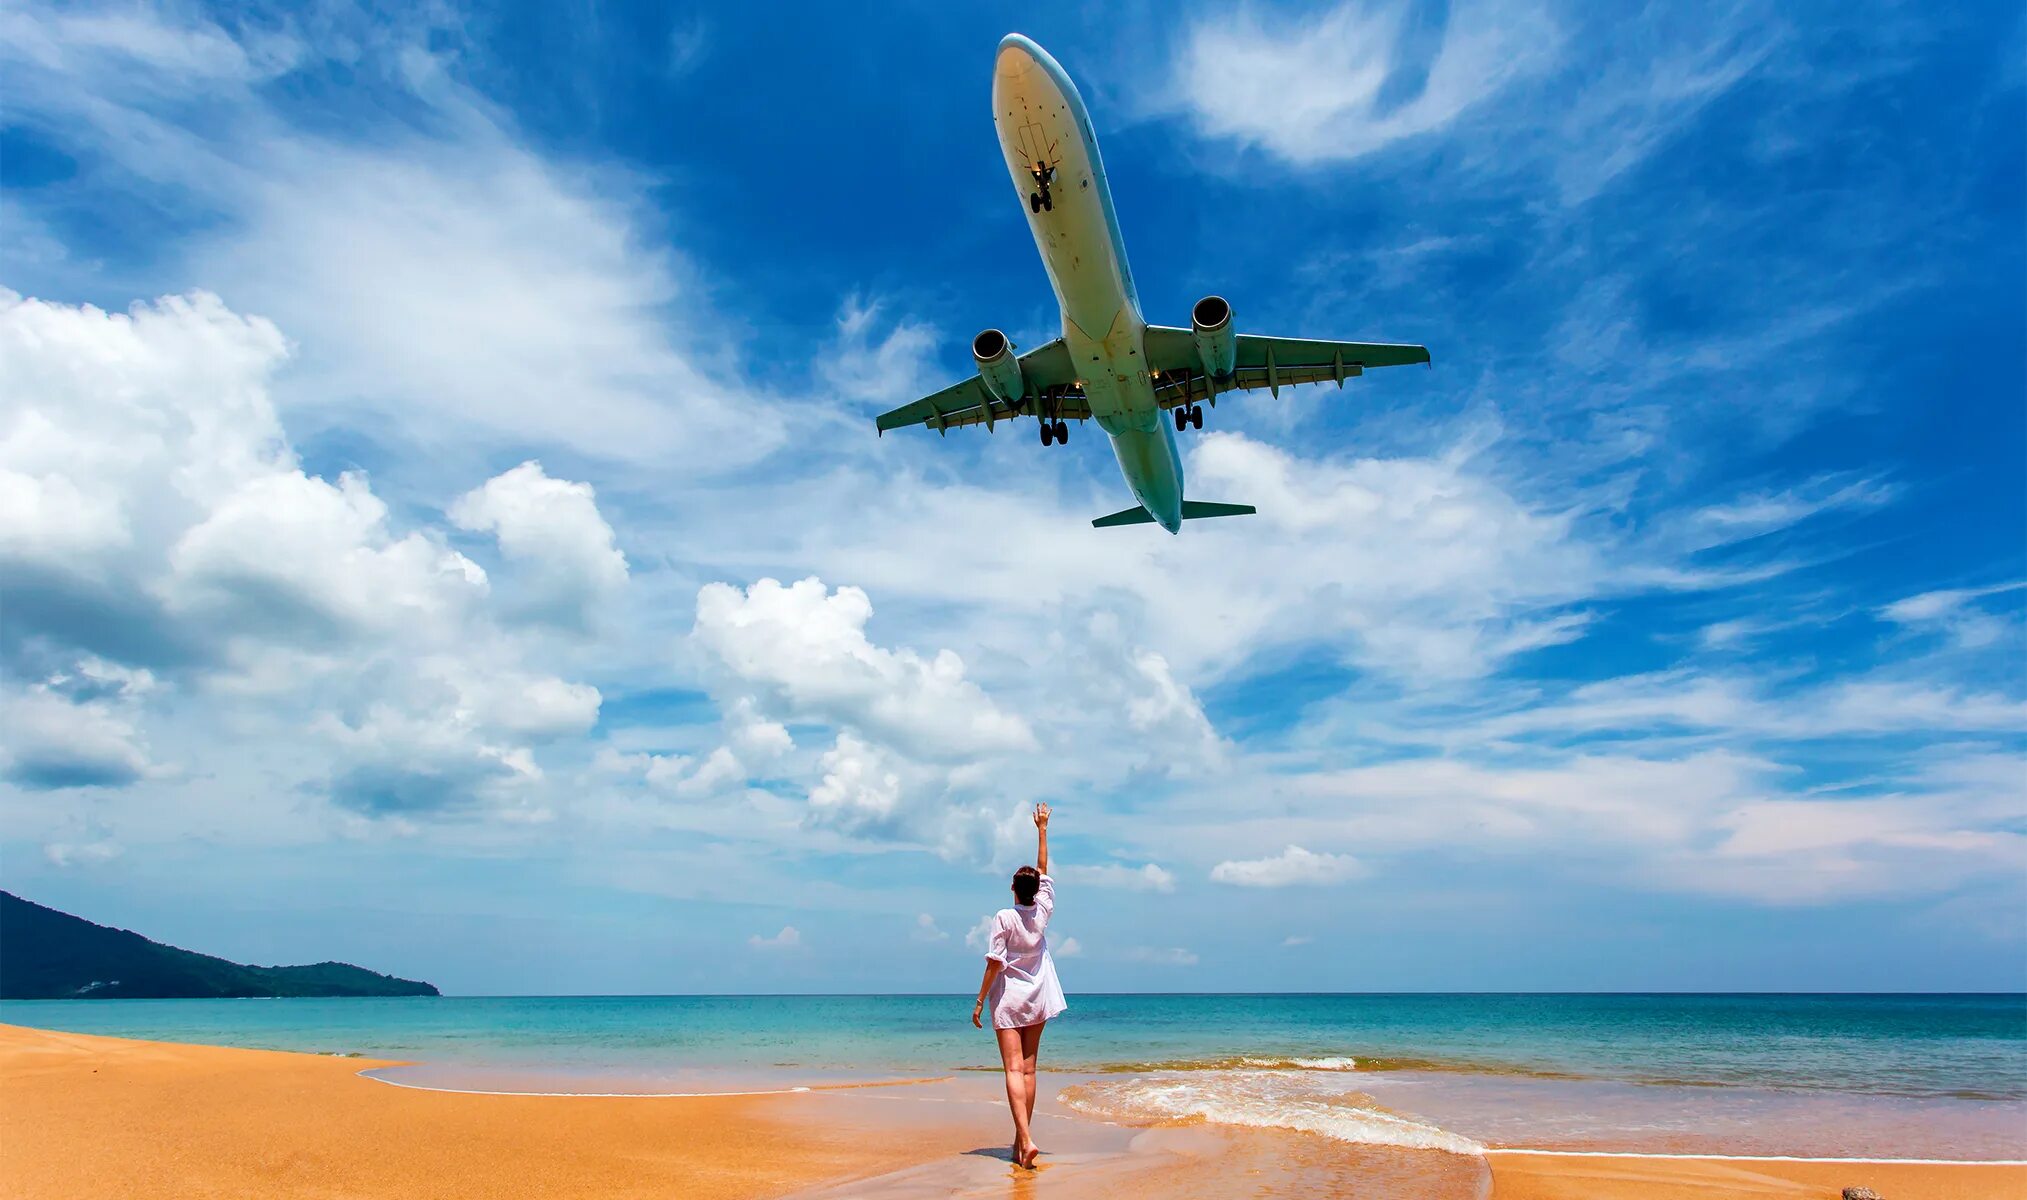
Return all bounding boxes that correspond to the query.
[0,1024,975,1199]
[4,1023,2022,1199]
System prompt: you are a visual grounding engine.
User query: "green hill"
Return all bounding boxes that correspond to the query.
[0,891,439,999]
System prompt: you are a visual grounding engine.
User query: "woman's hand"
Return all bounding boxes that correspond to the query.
[972,999,985,1029]
[1034,803,1050,830]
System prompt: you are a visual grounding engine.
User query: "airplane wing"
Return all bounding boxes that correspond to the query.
[1141,326,1429,408]
[875,339,1085,434]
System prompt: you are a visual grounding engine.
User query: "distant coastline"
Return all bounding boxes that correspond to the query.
[0,892,437,1000]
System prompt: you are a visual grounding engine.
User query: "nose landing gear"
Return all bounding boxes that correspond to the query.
[1027,161,1056,213]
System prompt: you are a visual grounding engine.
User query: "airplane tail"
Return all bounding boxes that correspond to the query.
[1090,501,1257,528]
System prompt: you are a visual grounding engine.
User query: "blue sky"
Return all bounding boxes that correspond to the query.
[1,1,2021,994]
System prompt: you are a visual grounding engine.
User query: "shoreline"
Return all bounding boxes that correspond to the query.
[5,1022,2023,1199]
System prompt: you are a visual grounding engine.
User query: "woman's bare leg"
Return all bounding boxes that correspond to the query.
[995,1026,1035,1165]
[1018,1021,1045,1166]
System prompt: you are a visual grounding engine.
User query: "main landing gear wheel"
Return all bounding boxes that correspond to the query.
[1039,419,1054,446]
[1174,406,1188,431]
[1053,419,1069,443]
[1190,406,1204,429]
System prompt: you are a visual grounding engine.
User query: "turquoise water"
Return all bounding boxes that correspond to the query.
[5,993,2022,1100]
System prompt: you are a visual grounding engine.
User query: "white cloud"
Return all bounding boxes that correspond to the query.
[167,468,490,642]
[451,462,629,629]
[0,287,609,820]
[1282,935,1313,947]
[964,914,996,952]
[749,925,802,950]
[1680,474,1896,546]
[1212,845,1363,888]
[819,298,939,409]
[1055,862,1177,892]
[806,732,906,835]
[1125,946,1199,966]
[44,837,122,867]
[912,913,948,942]
[1165,0,1560,165]
[1182,748,2027,904]
[1879,581,2025,650]
[1053,935,1082,958]
[693,578,1035,761]
[1437,671,2027,746]
[0,3,777,474]
[1,685,154,791]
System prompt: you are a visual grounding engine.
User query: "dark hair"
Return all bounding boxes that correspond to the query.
[1012,865,1041,904]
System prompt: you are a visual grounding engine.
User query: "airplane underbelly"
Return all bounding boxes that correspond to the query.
[993,44,1132,341]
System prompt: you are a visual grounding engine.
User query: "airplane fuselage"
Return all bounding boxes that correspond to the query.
[992,35,1185,532]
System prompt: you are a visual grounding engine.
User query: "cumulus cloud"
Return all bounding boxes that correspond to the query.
[0,288,609,820]
[1053,936,1082,958]
[1211,845,1363,888]
[1,685,154,790]
[748,926,801,951]
[912,913,949,942]
[450,462,628,630]
[806,733,906,835]
[321,704,541,817]
[1055,862,1177,892]
[693,578,1035,760]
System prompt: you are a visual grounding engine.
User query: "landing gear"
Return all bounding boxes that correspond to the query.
[1191,406,1203,429]
[1028,162,1056,213]
[1039,418,1069,445]
[1174,404,1204,431]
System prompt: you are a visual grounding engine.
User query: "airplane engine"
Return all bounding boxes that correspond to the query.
[1191,295,1236,379]
[972,328,1025,403]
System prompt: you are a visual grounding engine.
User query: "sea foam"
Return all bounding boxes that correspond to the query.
[1063,1070,1483,1154]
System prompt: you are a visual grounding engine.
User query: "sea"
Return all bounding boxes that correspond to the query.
[7,993,2023,1161]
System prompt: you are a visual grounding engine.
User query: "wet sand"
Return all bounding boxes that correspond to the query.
[1485,1150,2027,1198]
[5,1023,2022,1198]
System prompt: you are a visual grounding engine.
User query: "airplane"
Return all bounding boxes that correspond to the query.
[875,33,1432,533]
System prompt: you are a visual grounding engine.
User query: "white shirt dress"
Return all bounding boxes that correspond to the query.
[984,874,1068,1030]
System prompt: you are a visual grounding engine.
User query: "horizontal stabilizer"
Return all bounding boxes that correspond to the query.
[1090,501,1257,528]
[1091,505,1157,528]
[1180,501,1257,520]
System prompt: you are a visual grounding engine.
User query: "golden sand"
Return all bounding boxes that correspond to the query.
[0,1023,971,1199]
[1485,1149,2027,1199]
[5,1022,2021,1199]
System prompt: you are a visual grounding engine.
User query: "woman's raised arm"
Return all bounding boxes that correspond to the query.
[1034,803,1050,875]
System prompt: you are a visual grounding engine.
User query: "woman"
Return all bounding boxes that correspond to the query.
[971,802,1065,1169]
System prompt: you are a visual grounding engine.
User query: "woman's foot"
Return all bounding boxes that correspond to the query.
[1020,1141,1041,1169]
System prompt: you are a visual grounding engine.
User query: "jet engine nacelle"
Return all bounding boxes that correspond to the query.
[1191,295,1236,379]
[972,328,1024,403]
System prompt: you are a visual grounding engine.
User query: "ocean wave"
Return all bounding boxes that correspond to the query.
[1077,1054,1360,1074]
[1062,1070,1483,1154]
